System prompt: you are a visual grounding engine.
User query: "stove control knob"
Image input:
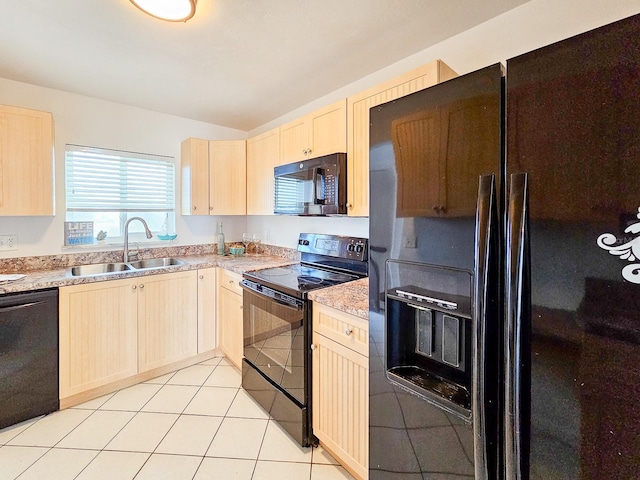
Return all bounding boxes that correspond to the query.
[347,244,355,252]
[355,244,364,253]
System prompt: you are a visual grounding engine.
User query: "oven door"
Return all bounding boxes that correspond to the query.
[241,284,306,404]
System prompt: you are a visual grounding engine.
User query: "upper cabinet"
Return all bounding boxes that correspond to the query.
[0,104,54,216]
[346,60,457,217]
[181,138,246,216]
[279,99,346,164]
[246,127,279,215]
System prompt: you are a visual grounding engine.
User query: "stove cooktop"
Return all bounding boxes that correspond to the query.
[245,264,359,297]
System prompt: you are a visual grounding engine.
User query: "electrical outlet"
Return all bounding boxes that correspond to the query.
[0,234,18,251]
[404,236,417,248]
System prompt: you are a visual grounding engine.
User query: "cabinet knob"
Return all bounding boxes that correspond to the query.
[199,275,204,279]
[345,327,353,336]
[132,285,137,291]
[310,344,316,351]
[229,280,234,285]
[139,284,144,289]
[345,202,351,209]
[209,206,213,211]
[193,206,197,211]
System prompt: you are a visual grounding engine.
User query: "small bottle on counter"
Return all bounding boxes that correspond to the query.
[217,222,225,255]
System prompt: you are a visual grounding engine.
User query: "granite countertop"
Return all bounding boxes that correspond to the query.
[308,277,369,320]
[0,253,296,295]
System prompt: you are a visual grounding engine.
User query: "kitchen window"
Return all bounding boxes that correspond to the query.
[64,145,175,245]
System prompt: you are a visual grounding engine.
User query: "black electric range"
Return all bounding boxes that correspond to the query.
[240,233,368,447]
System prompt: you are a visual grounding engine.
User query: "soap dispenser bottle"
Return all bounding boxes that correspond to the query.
[217,222,225,255]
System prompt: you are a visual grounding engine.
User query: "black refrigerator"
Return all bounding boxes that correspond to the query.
[368,13,640,480]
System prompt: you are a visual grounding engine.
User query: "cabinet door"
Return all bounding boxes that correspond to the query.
[197,268,217,353]
[247,128,279,215]
[347,60,457,217]
[0,105,54,216]
[217,268,243,368]
[217,285,243,368]
[138,270,198,373]
[279,116,308,164]
[59,278,138,398]
[312,331,368,480]
[308,99,346,158]
[209,140,247,215]
[181,137,210,215]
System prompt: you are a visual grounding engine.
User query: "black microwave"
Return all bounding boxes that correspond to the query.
[273,153,347,215]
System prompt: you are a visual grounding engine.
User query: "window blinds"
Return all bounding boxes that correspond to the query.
[65,145,175,212]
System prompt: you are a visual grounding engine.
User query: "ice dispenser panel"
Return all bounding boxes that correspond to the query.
[385,260,472,418]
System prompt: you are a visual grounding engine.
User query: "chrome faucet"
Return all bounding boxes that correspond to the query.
[124,217,153,262]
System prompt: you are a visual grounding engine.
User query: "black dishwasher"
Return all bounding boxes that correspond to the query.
[0,288,59,429]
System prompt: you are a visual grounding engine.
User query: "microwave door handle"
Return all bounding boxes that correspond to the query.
[313,167,325,204]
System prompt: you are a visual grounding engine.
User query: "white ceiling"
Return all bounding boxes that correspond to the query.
[0,0,528,131]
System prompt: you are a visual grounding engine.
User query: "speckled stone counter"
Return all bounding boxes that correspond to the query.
[0,253,296,295]
[308,277,369,320]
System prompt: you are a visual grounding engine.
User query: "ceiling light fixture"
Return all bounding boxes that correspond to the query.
[130,0,197,22]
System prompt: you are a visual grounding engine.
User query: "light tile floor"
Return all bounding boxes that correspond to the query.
[0,357,355,480]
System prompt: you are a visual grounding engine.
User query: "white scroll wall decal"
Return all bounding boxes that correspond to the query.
[597,207,640,284]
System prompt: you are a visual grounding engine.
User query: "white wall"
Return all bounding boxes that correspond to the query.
[0,78,248,258]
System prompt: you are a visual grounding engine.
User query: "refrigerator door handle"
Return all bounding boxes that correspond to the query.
[473,174,500,480]
[505,172,531,480]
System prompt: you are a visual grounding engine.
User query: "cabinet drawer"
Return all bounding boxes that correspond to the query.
[313,303,369,357]
[218,268,243,296]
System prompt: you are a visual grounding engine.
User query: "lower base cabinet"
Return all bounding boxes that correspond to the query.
[137,270,198,373]
[59,270,199,400]
[312,303,369,480]
[217,268,244,368]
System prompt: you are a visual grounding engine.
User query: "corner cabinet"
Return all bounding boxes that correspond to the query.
[346,60,457,217]
[279,99,346,164]
[59,270,199,400]
[181,138,246,215]
[0,104,54,216]
[246,127,279,215]
[312,303,369,480]
[217,268,244,368]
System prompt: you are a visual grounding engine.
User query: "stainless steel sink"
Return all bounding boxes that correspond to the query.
[69,257,185,277]
[70,262,132,276]
[128,257,184,269]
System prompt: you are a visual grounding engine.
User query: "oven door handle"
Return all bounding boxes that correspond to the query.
[241,282,304,310]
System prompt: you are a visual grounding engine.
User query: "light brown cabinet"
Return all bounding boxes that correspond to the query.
[346,60,457,217]
[59,270,198,400]
[279,99,346,164]
[59,278,140,399]
[0,104,54,216]
[197,267,217,353]
[181,138,246,215]
[312,303,369,480]
[137,270,198,373]
[217,268,244,368]
[246,127,279,215]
